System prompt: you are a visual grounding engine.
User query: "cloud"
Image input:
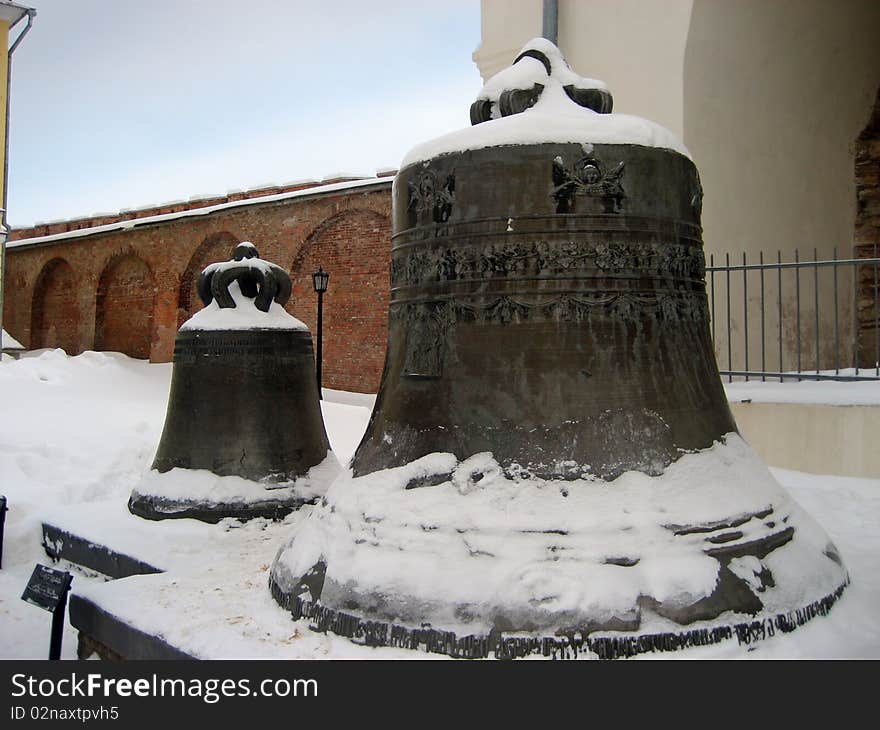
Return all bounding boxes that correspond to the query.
[7,0,481,225]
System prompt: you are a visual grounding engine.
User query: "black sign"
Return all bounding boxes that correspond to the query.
[0,494,6,569]
[21,564,73,613]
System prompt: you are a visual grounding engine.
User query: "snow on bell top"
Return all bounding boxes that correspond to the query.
[181,242,307,332]
[401,37,689,169]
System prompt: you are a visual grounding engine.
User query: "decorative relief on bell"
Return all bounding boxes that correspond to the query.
[551,154,626,214]
[393,290,708,340]
[407,169,456,223]
[390,237,705,288]
[401,303,451,378]
[691,173,704,216]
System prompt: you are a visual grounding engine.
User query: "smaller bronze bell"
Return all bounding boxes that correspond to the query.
[129,242,339,522]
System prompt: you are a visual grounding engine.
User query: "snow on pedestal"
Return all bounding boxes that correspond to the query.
[271,436,847,657]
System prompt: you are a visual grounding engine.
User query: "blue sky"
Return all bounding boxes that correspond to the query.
[7,0,483,227]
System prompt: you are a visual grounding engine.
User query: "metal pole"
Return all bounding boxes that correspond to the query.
[542,0,559,45]
[874,242,878,375]
[853,253,860,375]
[833,246,840,376]
[725,252,732,381]
[315,290,323,399]
[742,252,749,380]
[49,584,69,660]
[795,248,801,380]
[814,248,820,378]
[759,251,766,381]
[710,253,716,345]
[777,250,783,382]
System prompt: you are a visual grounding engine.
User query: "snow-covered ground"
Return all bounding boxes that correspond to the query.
[0,349,878,659]
[724,369,880,406]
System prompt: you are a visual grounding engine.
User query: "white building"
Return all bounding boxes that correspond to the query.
[474,0,880,373]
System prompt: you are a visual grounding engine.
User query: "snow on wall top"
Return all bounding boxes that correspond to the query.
[401,38,689,169]
[8,175,394,250]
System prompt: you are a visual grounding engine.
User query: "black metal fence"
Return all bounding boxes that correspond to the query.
[706,246,880,382]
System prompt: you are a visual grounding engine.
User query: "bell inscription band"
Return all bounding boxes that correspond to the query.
[129,243,339,523]
[270,40,848,658]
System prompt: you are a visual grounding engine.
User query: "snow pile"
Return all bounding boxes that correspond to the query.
[401,38,688,169]
[1,328,24,350]
[181,280,306,331]
[130,455,339,513]
[272,435,847,638]
[478,38,608,100]
[0,349,876,658]
[725,370,880,406]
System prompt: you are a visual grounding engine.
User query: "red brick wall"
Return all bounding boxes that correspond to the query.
[4,183,393,393]
[288,209,390,394]
[95,253,155,359]
[30,258,81,354]
[177,231,239,328]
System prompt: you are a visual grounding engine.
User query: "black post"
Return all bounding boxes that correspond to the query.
[312,266,329,400]
[0,495,7,569]
[49,586,69,660]
[316,288,324,399]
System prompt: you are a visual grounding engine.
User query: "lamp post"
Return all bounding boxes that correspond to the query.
[312,266,329,399]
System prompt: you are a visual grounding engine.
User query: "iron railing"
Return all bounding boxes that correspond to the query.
[706,246,880,382]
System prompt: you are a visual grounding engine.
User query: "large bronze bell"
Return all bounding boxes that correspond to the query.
[129,243,339,523]
[270,40,848,658]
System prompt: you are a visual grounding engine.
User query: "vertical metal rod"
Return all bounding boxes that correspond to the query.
[814,247,820,379]
[833,246,840,376]
[777,250,783,382]
[49,589,68,661]
[795,248,802,380]
[853,252,860,375]
[542,0,559,44]
[725,252,732,382]
[315,290,324,400]
[759,251,766,381]
[874,242,878,376]
[742,252,749,381]
[710,253,716,345]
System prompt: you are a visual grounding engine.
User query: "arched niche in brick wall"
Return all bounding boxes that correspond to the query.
[30,258,81,354]
[94,253,155,359]
[177,231,240,327]
[289,209,391,394]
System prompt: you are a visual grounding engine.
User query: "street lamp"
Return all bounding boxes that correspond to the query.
[312,266,329,398]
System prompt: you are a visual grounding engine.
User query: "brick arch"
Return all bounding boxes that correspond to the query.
[177,231,240,327]
[289,209,391,393]
[31,257,80,353]
[94,253,155,359]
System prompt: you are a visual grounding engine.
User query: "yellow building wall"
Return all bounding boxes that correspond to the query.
[0,19,9,330]
[0,20,8,207]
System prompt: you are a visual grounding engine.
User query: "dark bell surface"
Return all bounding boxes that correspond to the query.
[353,142,735,480]
[149,329,331,482]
